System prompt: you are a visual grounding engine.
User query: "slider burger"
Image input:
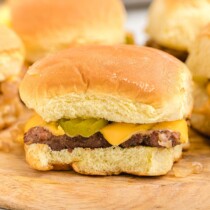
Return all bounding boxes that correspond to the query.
[0,25,25,131]
[19,45,193,176]
[187,24,210,136]
[9,0,126,63]
[146,0,210,62]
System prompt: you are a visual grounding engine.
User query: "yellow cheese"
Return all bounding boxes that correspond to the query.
[100,120,188,146]
[25,115,65,136]
[25,114,188,146]
[0,5,11,27]
[193,76,208,87]
[125,32,135,44]
[100,123,153,146]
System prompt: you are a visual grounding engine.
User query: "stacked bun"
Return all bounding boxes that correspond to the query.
[9,0,126,63]
[146,0,210,61]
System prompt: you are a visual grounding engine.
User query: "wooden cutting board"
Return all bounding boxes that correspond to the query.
[0,130,209,210]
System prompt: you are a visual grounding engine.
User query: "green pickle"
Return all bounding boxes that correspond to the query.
[58,118,108,138]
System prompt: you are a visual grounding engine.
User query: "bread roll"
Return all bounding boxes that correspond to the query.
[147,0,210,51]
[187,23,210,78]
[19,45,193,124]
[9,0,126,62]
[0,25,24,81]
[25,144,182,175]
[187,24,210,136]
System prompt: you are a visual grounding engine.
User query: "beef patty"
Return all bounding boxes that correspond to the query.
[24,127,181,151]
[146,39,188,62]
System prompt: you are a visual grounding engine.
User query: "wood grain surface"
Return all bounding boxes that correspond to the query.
[0,130,209,210]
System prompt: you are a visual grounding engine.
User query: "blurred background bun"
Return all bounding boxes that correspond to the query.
[0,25,27,151]
[187,23,210,78]
[146,0,210,61]
[9,0,126,63]
[187,24,210,136]
[0,25,24,81]
[190,83,210,137]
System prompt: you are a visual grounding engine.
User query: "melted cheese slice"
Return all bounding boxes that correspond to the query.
[100,120,188,146]
[25,115,65,136]
[25,114,188,146]
[100,123,153,146]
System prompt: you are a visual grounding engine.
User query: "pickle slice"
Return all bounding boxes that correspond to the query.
[59,118,108,137]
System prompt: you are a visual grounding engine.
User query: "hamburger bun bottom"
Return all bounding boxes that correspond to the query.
[25,144,182,176]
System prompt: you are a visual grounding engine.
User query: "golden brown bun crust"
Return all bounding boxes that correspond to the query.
[187,23,210,78]
[24,144,182,176]
[9,0,126,62]
[147,0,210,50]
[0,25,24,81]
[19,45,193,123]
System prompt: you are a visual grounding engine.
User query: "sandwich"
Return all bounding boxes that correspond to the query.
[146,0,210,62]
[187,23,210,136]
[9,0,126,63]
[19,45,193,176]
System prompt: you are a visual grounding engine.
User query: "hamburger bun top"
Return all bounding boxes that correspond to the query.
[187,23,210,78]
[0,25,24,81]
[146,0,210,51]
[19,45,193,124]
[9,0,126,63]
